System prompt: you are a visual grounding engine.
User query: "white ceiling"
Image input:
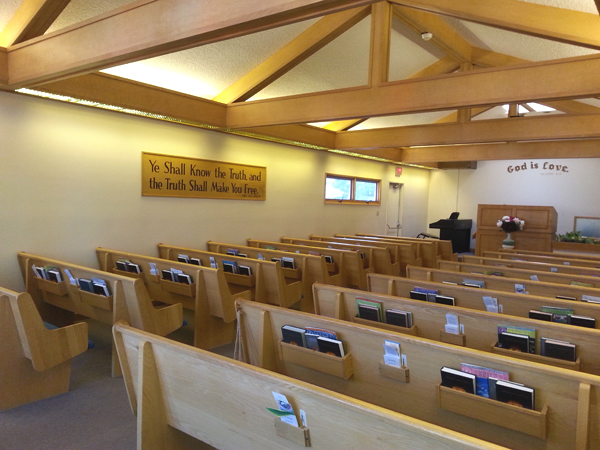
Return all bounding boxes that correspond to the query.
[1,0,599,131]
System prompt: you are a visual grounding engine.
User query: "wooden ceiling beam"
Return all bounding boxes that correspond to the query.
[368,1,392,86]
[212,5,370,104]
[388,0,600,50]
[227,54,600,127]
[471,47,600,115]
[400,140,600,163]
[3,0,380,89]
[0,0,72,47]
[33,73,337,149]
[337,114,600,149]
[392,5,471,62]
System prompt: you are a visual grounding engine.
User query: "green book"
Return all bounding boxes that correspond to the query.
[356,298,383,322]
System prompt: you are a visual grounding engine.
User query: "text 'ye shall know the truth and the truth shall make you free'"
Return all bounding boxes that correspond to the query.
[141,152,267,200]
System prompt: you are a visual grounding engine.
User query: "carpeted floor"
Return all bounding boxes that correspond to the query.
[0,310,231,450]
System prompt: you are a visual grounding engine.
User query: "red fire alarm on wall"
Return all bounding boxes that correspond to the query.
[395,167,402,177]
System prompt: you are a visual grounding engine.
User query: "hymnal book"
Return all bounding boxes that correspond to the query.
[127,262,142,274]
[356,298,383,322]
[171,269,183,283]
[567,315,595,328]
[409,290,428,301]
[556,295,577,301]
[226,249,239,256]
[305,333,320,351]
[483,271,504,277]
[93,282,110,297]
[222,260,238,274]
[435,295,455,306]
[238,265,252,276]
[190,257,202,266]
[33,265,48,280]
[462,279,485,288]
[414,287,437,302]
[47,268,62,283]
[541,306,573,324]
[162,270,173,281]
[115,260,129,271]
[528,310,553,322]
[304,327,336,340]
[281,325,307,347]
[281,257,296,269]
[357,304,381,322]
[495,380,535,410]
[78,278,95,293]
[540,337,576,362]
[177,254,190,263]
[323,255,333,263]
[582,295,600,303]
[460,363,509,398]
[498,332,530,353]
[440,367,476,394]
[498,325,536,353]
[571,281,594,288]
[385,309,412,328]
[271,257,282,264]
[265,245,277,250]
[317,336,345,357]
[442,281,459,285]
[238,253,248,258]
[177,273,193,285]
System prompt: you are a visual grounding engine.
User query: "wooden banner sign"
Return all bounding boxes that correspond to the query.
[142,152,266,200]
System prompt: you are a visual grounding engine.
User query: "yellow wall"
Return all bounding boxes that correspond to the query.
[0,91,431,290]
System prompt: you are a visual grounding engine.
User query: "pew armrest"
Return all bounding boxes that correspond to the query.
[154,303,184,337]
[10,293,88,372]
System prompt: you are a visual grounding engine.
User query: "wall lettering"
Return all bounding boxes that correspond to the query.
[142,152,266,200]
[506,161,569,175]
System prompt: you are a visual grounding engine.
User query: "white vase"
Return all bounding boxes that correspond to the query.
[502,232,515,249]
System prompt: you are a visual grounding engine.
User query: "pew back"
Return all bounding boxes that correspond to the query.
[354,233,444,267]
[438,260,600,288]
[306,234,400,275]
[113,321,508,450]
[314,282,600,375]
[0,287,88,411]
[157,244,302,309]
[247,239,369,290]
[463,255,600,277]
[484,251,600,268]
[406,265,600,302]
[238,299,600,450]
[207,240,336,312]
[18,251,182,375]
[97,247,246,349]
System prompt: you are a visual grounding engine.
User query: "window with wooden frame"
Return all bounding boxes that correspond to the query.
[325,174,380,205]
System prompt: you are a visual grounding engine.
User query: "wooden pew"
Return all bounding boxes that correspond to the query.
[96,247,249,350]
[463,254,600,277]
[281,235,386,274]
[484,250,600,269]
[206,240,340,312]
[498,248,600,261]
[18,252,182,376]
[157,244,302,309]
[238,299,600,450]
[0,287,88,411]
[438,260,600,288]
[314,282,600,375]
[406,265,600,302]
[354,233,458,265]
[247,239,370,290]
[304,234,406,275]
[113,321,508,450]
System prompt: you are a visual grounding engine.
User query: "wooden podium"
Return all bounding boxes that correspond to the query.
[475,204,557,256]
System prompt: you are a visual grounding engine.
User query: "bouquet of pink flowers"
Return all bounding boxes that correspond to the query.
[497,216,525,233]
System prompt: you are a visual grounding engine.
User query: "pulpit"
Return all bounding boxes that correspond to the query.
[474,204,557,256]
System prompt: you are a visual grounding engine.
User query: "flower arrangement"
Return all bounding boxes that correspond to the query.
[497,216,525,233]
